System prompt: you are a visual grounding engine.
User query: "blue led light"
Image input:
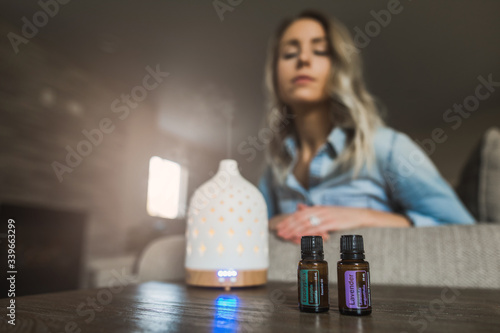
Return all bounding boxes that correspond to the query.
[215,297,238,308]
[217,270,238,278]
[213,296,239,332]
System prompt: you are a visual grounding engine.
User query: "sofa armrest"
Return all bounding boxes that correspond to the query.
[136,234,186,283]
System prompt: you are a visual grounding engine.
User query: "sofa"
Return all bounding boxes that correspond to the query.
[135,128,500,289]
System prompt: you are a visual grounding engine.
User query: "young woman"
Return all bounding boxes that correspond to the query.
[257,10,474,244]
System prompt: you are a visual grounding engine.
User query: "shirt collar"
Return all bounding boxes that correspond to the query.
[284,126,347,158]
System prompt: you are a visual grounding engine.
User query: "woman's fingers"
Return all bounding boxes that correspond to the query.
[277,206,337,240]
[276,218,295,239]
[275,214,293,231]
[284,208,329,235]
[276,213,301,234]
[297,203,308,211]
[278,203,310,234]
[292,232,329,244]
[277,203,312,234]
[294,227,330,240]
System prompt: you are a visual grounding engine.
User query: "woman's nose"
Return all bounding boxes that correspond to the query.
[297,49,311,67]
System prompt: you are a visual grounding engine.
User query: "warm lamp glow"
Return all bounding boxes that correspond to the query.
[147,156,188,219]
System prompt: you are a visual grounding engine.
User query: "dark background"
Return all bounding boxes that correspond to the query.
[0,0,499,281]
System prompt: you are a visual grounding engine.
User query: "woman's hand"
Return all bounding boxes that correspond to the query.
[275,203,411,244]
[268,213,292,231]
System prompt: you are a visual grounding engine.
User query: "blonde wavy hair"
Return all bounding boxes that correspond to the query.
[263,10,385,184]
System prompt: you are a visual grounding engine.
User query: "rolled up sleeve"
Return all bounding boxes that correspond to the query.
[384,132,475,226]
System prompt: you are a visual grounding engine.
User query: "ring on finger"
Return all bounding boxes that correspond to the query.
[309,215,321,226]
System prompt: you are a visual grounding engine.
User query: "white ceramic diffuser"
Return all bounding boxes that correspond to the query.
[185,159,269,288]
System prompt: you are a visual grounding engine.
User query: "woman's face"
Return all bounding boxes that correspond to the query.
[277,18,332,108]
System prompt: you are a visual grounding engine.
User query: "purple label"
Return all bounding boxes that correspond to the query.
[344,270,371,309]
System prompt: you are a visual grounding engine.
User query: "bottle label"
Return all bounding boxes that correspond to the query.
[344,270,371,309]
[299,269,320,306]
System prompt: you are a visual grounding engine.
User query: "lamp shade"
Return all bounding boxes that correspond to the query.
[185,159,269,287]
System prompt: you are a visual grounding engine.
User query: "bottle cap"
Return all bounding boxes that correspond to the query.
[301,236,323,254]
[340,235,364,254]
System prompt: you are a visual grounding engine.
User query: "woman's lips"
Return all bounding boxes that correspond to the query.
[292,75,315,84]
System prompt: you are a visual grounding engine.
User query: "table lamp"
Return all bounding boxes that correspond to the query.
[185,159,268,289]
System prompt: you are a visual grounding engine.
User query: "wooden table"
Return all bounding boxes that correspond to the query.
[1,281,499,332]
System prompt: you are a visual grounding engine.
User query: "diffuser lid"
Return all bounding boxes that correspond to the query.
[218,159,240,176]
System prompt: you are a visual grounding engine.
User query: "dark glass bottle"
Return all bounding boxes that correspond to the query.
[297,236,329,313]
[337,235,372,316]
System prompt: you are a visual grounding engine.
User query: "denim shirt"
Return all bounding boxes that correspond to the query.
[257,126,475,227]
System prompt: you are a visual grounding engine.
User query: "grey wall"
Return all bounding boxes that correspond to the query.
[0,0,499,261]
[0,19,224,261]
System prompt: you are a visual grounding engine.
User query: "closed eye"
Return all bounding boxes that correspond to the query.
[282,50,329,59]
[283,52,298,59]
[314,50,330,56]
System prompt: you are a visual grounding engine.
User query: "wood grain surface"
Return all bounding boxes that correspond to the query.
[1,281,499,332]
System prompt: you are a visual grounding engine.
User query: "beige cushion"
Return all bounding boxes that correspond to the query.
[268,225,500,289]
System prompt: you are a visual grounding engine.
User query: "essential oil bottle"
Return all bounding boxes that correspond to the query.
[297,236,329,313]
[337,235,372,316]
